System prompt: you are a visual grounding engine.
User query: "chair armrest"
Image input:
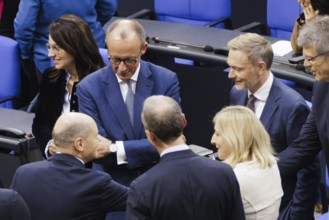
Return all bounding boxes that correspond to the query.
[0,96,16,104]
[235,22,269,35]
[206,17,232,29]
[127,9,155,19]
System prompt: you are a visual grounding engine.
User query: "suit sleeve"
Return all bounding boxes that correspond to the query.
[77,82,109,138]
[95,0,117,25]
[278,109,322,177]
[32,71,53,157]
[123,71,180,168]
[101,175,129,212]
[126,182,151,220]
[14,0,40,59]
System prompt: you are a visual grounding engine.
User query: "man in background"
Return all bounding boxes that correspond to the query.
[126,95,245,220]
[11,112,128,220]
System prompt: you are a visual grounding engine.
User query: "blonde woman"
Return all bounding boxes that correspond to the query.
[211,106,283,220]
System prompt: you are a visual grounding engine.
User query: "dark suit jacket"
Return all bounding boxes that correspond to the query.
[0,188,31,220]
[126,149,245,220]
[32,68,78,157]
[77,61,181,184]
[11,154,128,220]
[231,77,320,219]
[279,81,327,175]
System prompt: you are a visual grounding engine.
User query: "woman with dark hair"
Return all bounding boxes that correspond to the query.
[291,0,329,55]
[32,14,105,158]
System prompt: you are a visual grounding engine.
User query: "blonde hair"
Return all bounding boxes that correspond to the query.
[213,106,277,168]
[227,33,273,70]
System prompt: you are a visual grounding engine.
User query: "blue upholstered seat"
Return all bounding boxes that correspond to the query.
[0,36,21,109]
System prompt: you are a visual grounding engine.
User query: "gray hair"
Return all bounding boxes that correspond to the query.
[106,19,147,48]
[298,15,329,54]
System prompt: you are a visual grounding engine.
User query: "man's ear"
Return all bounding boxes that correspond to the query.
[74,137,84,152]
[141,43,148,55]
[257,61,267,74]
[145,129,157,143]
[181,113,187,128]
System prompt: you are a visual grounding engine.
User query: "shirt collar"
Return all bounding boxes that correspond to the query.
[248,72,273,102]
[160,144,190,157]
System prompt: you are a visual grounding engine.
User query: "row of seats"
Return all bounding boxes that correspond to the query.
[132,0,301,40]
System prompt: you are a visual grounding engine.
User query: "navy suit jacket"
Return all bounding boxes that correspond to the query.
[11,154,128,220]
[126,149,245,220]
[231,77,319,219]
[0,189,31,220]
[77,61,180,184]
[279,81,327,175]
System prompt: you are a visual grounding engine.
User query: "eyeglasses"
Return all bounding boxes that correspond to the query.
[46,43,62,54]
[108,57,138,67]
[305,51,329,63]
[108,50,142,67]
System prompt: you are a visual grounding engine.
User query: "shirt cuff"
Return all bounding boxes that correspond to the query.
[116,141,128,165]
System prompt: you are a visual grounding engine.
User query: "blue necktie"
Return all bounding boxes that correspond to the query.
[125,80,134,126]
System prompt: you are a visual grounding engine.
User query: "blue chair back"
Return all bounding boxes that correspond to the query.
[155,0,231,28]
[0,36,21,109]
[267,0,302,40]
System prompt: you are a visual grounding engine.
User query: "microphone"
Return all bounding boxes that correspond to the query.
[152,36,214,52]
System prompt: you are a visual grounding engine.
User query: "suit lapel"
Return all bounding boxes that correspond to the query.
[102,68,135,139]
[134,62,154,137]
[260,79,280,128]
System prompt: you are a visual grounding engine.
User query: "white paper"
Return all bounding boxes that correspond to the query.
[271,40,292,57]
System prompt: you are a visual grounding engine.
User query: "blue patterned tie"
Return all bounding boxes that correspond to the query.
[125,80,134,126]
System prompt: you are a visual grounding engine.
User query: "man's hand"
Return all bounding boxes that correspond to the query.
[95,135,112,159]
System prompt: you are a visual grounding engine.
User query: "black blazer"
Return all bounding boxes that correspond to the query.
[32,68,78,157]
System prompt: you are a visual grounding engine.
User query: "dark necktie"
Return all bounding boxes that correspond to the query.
[247,94,257,112]
[125,80,134,126]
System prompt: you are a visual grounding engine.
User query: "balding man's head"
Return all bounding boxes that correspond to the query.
[52,112,96,147]
[142,95,183,143]
[106,19,147,48]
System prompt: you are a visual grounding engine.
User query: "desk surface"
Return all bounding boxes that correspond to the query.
[0,108,34,134]
[104,18,314,86]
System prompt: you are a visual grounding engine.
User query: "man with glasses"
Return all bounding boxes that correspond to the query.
[278,14,329,216]
[77,19,181,189]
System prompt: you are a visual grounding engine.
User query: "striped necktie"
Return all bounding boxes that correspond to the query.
[125,79,134,126]
[247,94,257,112]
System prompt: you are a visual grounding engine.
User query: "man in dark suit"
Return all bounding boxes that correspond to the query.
[279,15,329,213]
[228,33,320,220]
[77,19,180,186]
[126,95,245,220]
[10,112,128,220]
[0,188,31,220]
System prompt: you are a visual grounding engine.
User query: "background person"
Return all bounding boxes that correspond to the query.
[0,188,31,220]
[77,19,181,186]
[126,95,245,220]
[32,14,105,158]
[211,105,283,220]
[11,112,128,220]
[228,32,319,219]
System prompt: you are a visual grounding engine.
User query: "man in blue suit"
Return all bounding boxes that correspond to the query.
[77,19,181,186]
[11,112,128,220]
[126,95,245,220]
[228,33,320,220]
